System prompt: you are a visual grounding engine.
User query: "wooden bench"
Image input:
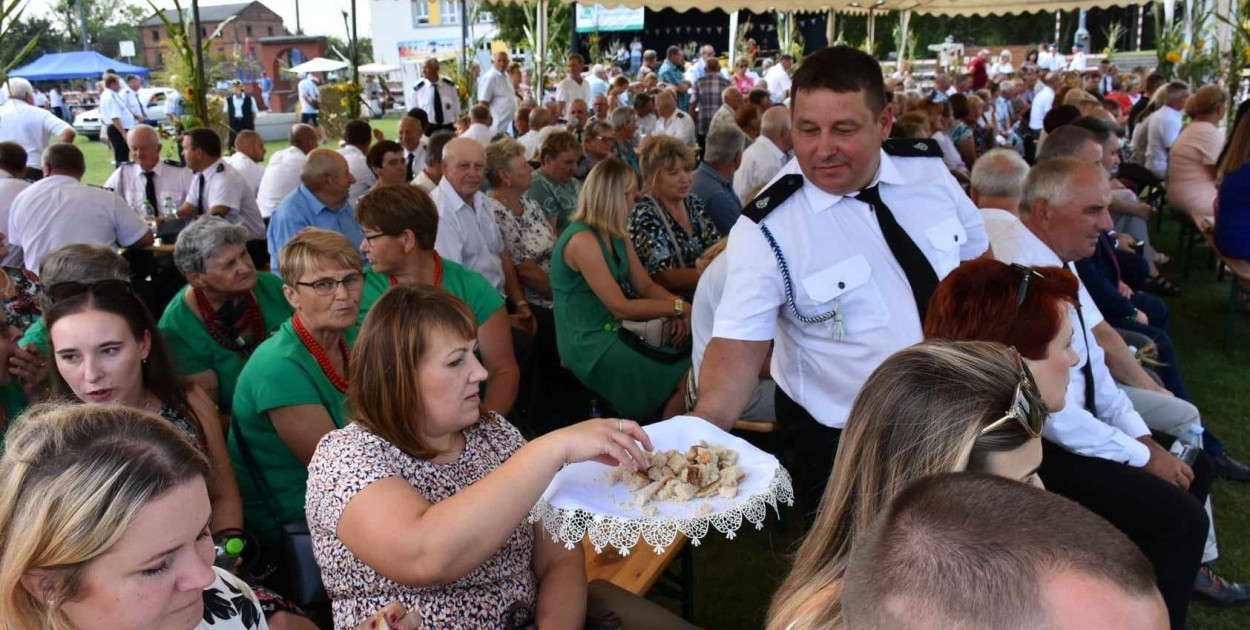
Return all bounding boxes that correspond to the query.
[584,533,694,620]
[1196,227,1250,355]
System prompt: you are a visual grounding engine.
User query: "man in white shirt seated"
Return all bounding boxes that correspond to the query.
[257,123,319,219]
[0,143,29,265]
[708,86,742,134]
[0,77,75,179]
[8,143,152,272]
[103,124,194,216]
[763,54,794,104]
[431,138,506,294]
[1029,72,1059,133]
[461,104,495,147]
[477,50,517,134]
[339,119,376,206]
[1145,82,1190,179]
[225,130,266,195]
[397,112,429,182]
[177,128,267,266]
[969,148,1029,245]
[633,93,657,140]
[652,90,696,148]
[733,105,791,203]
[517,107,555,160]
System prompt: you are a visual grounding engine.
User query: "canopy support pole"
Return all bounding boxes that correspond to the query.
[1054,11,1061,46]
[826,9,836,46]
[350,0,358,89]
[1183,0,1194,53]
[460,0,470,79]
[1136,5,1144,51]
[728,10,738,67]
[898,10,911,72]
[537,0,548,96]
[867,9,877,55]
[191,0,207,122]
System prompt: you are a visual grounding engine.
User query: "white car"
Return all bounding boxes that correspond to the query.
[73,87,178,140]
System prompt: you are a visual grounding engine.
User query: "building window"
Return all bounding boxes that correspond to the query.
[267,25,274,36]
[411,0,429,25]
[151,29,159,42]
[246,25,252,36]
[200,27,207,37]
[439,0,458,24]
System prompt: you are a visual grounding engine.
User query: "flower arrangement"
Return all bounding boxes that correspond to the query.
[146,0,235,130]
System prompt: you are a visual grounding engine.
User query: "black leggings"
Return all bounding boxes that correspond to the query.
[106,124,129,164]
[1039,439,1211,630]
[776,387,842,526]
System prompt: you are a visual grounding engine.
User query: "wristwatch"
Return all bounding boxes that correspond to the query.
[674,298,684,317]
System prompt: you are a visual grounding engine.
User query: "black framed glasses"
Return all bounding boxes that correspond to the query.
[1011,263,1045,308]
[295,273,365,296]
[361,232,392,243]
[47,279,135,304]
[979,348,1046,439]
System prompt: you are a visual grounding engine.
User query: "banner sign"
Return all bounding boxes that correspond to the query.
[575,4,644,33]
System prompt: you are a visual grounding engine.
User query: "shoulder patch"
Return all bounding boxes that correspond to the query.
[215,163,225,173]
[882,138,943,158]
[163,159,185,168]
[676,111,687,119]
[439,77,456,86]
[743,174,803,223]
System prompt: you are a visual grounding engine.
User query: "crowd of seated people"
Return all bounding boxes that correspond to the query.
[0,47,1246,630]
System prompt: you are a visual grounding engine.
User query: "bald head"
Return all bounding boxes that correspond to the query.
[760,106,792,152]
[723,87,742,110]
[529,107,552,130]
[126,124,162,170]
[233,130,265,162]
[289,124,319,154]
[655,90,676,117]
[301,148,354,208]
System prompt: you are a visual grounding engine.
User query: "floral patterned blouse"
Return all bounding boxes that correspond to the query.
[1,267,41,332]
[488,195,556,309]
[306,413,535,630]
[198,566,269,629]
[627,194,723,277]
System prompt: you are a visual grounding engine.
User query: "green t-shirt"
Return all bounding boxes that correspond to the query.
[18,318,48,354]
[525,171,583,231]
[228,318,357,542]
[357,260,505,328]
[158,272,293,413]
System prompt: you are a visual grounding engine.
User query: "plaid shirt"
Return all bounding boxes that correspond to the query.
[694,72,731,135]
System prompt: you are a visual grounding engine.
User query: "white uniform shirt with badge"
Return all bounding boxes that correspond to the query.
[7,174,151,272]
[225,152,265,195]
[989,215,1153,467]
[120,85,147,121]
[412,77,461,126]
[186,160,266,241]
[653,111,696,147]
[103,159,195,215]
[339,144,376,206]
[0,99,73,168]
[99,88,137,130]
[403,138,429,181]
[712,144,988,429]
[733,135,788,203]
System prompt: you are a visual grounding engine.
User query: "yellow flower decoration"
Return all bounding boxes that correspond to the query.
[1244,45,1250,59]
[340,98,349,107]
[1180,43,1191,51]
[1166,52,1182,63]
[1196,39,1206,49]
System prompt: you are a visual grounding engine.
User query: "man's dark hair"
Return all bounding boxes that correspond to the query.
[186,127,222,158]
[1070,115,1119,144]
[748,88,770,106]
[43,144,85,175]
[366,140,403,171]
[666,45,682,59]
[780,53,794,62]
[949,93,971,119]
[1042,104,1082,133]
[344,120,373,147]
[0,142,27,175]
[1145,72,1167,94]
[633,92,653,109]
[790,46,886,114]
[406,107,429,129]
[1036,125,1099,162]
[843,473,1157,630]
[426,131,456,166]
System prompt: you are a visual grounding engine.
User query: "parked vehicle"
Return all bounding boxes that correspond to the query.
[73,87,178,141]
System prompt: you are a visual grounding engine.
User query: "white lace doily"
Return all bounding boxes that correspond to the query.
[529,416,795,555]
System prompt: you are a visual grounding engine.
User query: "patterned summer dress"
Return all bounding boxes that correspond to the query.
[0,267,41,331]
[489,195,556,309]
[306,413,536,629]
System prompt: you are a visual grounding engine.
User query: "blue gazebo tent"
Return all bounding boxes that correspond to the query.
[8,51,149,81]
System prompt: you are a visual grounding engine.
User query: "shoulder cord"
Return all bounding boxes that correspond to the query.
[758,223,846,340]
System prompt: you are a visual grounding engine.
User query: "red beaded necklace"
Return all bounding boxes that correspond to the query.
[193,288,266,355]
[292,315,350,394]
[389,251,443,288]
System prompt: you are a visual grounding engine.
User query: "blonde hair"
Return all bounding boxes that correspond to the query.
[0,403,209,630]
[278,227,364,286]
[638,134,694,195]
[571,158,637,237]
[1062,88,1099,107]
[1185,85,1228,118]
[766,340,1035,630]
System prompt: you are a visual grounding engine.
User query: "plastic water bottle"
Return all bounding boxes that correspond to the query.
[213,536,246,569]
[141,198,158,233]
[162,195,177,218]
[1169,424,1205,466]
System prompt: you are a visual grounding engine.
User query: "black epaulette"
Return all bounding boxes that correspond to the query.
[215,163,225,173]
[414,79,428,89]
[743,173,803,223]
[163,159,184,168]
[882,138,942,158]
[676,111,687,119]
[439,77,456,86]
[116,160,134,167]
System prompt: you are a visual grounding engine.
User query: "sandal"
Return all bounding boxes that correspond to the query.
[1154,251,1171,266]
[1144,275,1183,297]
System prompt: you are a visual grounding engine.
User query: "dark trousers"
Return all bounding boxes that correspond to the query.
[1039,439,1211,630]
[106,125,129,164]
[776,387,841,525]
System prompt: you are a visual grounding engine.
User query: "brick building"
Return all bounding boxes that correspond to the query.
[141,1,287,72]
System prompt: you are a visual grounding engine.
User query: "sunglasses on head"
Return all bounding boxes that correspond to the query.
[47,280,135,304]
[1011,263,1045,308]
[979,347,1046,440]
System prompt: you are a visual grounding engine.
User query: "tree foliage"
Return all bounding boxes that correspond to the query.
[484,1,571,54]
[50,0,148,58]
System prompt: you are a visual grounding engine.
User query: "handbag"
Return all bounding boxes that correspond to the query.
[231,416,328,610]
[613,197,690,361]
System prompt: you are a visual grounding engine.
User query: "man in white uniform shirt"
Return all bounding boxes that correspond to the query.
[431,138,506,294]
[8,144,152,272]
[652,91,696,148]
[554,54,590,120]
[256,124,319,219]
[0,78,74,179]
[733,105,791,202]
[339,120,376,206]
[0,143,29,265]
[1145,82,1190,179]
[461,104,495,147]
[99,74,137,165]
[177,128,267,266]
[297,73,321,128]
[121,75,151,125]
[1068,42,1088,72]
[396,113,429,182]
[412,58,461,134]
[225,130,266,195]
[691,46,988,518]
[763,54,794,104]
[103,125,194,215]
[478,51,517,134]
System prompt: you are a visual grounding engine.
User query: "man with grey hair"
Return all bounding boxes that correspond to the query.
[104,124,194,217]
[733,105,791,203]
[1037,125,1103,164]
[257,123,319,219]
[266,148,363,274]
[477,50,517,134]
[0,77,74,178]
[708,85,743,135]
[653,90,696,147]
[693,124,747,234]
[518,106,554,160]
[970,148,1029,248]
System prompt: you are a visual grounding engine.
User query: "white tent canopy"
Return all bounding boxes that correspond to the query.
[357,62,401,75]
[285,57,350,74]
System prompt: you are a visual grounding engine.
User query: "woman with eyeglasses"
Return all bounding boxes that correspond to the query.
[229,228,364,552]
[767,339,1057,630]
[160,216,293,413]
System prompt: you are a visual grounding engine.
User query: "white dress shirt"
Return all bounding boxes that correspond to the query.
[478,68,518,134]
[989,217,1152,466]
[120,86,148,121]
[431,176,505,294]
[0,171,28,266]
[554,76,590,119]
[1028,85,1055,131]
[403,138,429,181]
[225,152,265,195]
[0,100,73,168]
[1068,51,1088,72]
[411,77,461,126]
[713,151,988,429]
[763,64,792,103]
[412,170,437,193]
[298,78,320,114]
[8,174,150,272]
[517,126,556,160]
[653,110,697,147]
[636,112,657,139]
[103,159,194,215]
[338,145,375,207]
[462,122,495,147]
[187,160,266,240]
[1145,106,1183,179]
[99,88,137,130]
[257,146,308,219]
[733,135,787,203]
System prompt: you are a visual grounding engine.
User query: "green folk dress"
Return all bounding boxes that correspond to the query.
[550,222,690,420]
[356,259,504,328]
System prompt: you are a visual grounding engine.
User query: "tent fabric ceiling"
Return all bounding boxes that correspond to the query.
[500,0,1149,17]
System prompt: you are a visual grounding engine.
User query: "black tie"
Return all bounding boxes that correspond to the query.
[406,153,415,182]
[142,171,158,212]
[432,83,444,125]
[854,184,939,323]
[1066,263,1099,416]
[196,173,206,215]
